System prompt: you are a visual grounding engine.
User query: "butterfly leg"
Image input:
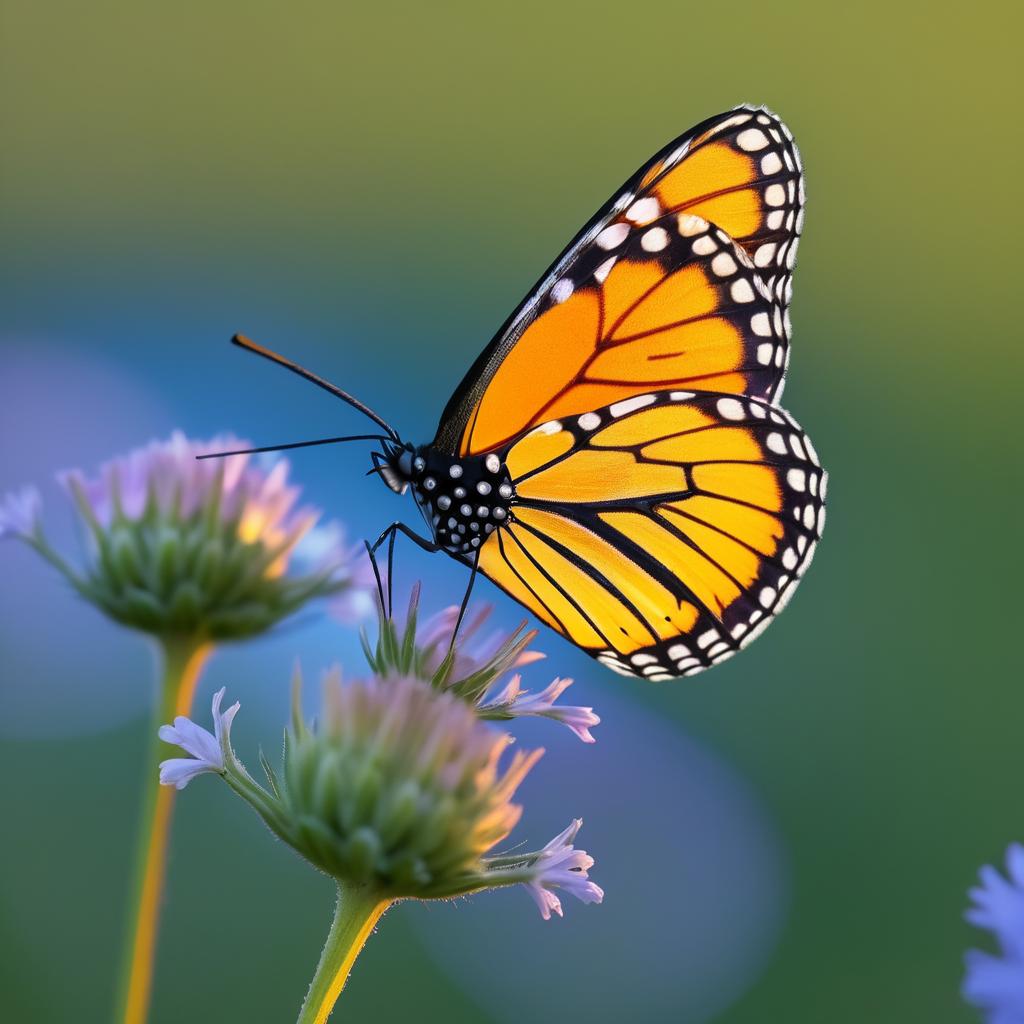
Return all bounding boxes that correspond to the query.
[448,550,480,653]
[363,540,388,617]
[369,521,441,619]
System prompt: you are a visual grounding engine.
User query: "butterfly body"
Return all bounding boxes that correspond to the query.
[402,445,515,557]
[234,104,826,681]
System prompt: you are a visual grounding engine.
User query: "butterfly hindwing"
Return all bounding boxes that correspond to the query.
[475,390,826,678]
[433,105,804,457]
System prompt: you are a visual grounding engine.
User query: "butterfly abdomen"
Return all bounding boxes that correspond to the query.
[409,447,516,555]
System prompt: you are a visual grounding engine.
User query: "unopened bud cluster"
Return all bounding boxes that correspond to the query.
[279,670,539,896]
[1,432,367,640]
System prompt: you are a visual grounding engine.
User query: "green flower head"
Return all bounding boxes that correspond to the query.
[161,668,603,915]
[1,432,372,641]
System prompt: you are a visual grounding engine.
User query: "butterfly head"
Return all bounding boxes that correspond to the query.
[373,441,416,495]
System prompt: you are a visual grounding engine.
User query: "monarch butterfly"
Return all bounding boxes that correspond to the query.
[214,105,826,680]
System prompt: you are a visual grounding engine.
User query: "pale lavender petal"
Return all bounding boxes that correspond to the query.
[0,486,41,540]
[158,757,219,789]
[963,949,1024,1016]
[481,676,600,742]
[522,819,603,920]
[963,843,1024,1019]
[525,882,563,921]
[160,715,221,766]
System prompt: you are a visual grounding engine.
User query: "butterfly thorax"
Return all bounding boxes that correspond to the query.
[407,446,515,555]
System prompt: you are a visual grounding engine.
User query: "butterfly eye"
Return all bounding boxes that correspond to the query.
[373,449,411,494]
[379,464,408,494]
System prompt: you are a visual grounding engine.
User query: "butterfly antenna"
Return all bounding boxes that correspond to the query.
[197,434,392,460]
[231,334,400,441]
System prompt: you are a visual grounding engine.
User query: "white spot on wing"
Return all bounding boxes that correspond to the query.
[731,278,755,303]
[594,256,617,283]
[626,197,661,224]
[610,394,656,417]
[716,398,745,421]
[678,214,708,237]
[641,227,669,252]
[551,278,574,303]
[596,223,629,250]
[711,252,737,277]
[532,420,562,436]
[737,128,769,151]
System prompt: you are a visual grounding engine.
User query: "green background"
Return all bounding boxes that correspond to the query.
[1,1,1021,1021]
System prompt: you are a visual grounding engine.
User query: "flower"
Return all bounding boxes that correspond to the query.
[364,586,600,741]
[158,687,239,789]
[964,843,1024,1020]
[0,486,41,540]
[4,431,373,640]
[171,663,603,916]
[516,818,605,920]
[281,669,543,895]
[479,676,599,743]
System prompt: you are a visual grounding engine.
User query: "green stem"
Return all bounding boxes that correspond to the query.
[115,635,213,1024]
[296,884,391,1024]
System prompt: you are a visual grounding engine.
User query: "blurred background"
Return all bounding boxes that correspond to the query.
[1,2,1020,1021]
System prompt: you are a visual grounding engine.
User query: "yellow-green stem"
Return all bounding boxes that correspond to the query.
[115,636,213,1024]
[296,884,391,1024]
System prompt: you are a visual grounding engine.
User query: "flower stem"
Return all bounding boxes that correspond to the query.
[296,884,391,1024]
[115,636,213,1024]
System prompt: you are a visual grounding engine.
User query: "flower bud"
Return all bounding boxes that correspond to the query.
[3,432,373,642]
[278,669,541,898]
[162,670,605,919]
[364,585,600,742]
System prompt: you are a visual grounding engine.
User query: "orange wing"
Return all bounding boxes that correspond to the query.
[461,216,790,454]
[476,390,826,678]
[432,106,804,458]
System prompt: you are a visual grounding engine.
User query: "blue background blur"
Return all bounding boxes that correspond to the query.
[1,2,1020,1021]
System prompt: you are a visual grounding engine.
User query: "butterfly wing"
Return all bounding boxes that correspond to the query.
[433,105,804,457]
[476,390,826,678]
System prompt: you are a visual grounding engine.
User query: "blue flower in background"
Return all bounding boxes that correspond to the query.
[964,843,1024,1021]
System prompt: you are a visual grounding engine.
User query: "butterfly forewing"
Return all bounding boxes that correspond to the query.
[432,105,804,457]
[476,391,825,678]
[455,214,790,456]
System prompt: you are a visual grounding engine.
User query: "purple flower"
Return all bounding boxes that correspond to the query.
[59,431,319,564]
[158,687,240,789]
[0,486,41,540]
[373,591,600,741]
[479,675,600,743]
[416,601,546,681]
[6,431,374,638]
[522,819,604,920]
[964,843,1024,1020]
